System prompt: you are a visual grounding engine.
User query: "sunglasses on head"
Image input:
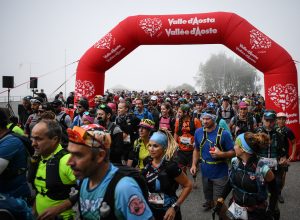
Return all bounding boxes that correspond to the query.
[99,104,107,109]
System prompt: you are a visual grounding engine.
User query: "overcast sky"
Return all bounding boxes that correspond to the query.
[0,0,299,98]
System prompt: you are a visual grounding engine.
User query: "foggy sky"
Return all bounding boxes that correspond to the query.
[0,0,299,98]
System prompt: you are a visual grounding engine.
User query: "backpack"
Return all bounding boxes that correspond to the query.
[79,165,149,220]
[56,113,69,149]
[176,117,196,136]
[218,106,235,120]
[27,149,75,200]
[232,114,254,137]
[0,132,33,180]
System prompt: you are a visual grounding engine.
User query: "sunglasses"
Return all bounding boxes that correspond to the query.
[77,105,83,108]
[239,108,247,110]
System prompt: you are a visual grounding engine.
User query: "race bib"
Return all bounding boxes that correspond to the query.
[180,137,192,145]
[228,201,248,220]
[260,157,278,169]
[148,193,164,205]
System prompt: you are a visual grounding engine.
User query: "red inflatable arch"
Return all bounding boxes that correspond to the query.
[76,12,299,157]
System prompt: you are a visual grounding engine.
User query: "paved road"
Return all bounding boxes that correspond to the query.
[180,161,300,220]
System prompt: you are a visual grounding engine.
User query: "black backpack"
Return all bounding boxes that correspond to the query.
[57,113,69,148]
[79,165,149,220]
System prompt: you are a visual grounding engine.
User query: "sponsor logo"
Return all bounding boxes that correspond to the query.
[102,44,125,62]
[128,195,146,216]
[165,17,217,37]
[165,27,217,37]
[268,83,297,111]
[75,80,95,99]
[250,29,272,50]
[94,33,114,50]
[236,43,259,63]
[139,18,163,37]
[168,17,215,26]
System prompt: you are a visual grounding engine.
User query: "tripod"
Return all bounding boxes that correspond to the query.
[6,88,15,116]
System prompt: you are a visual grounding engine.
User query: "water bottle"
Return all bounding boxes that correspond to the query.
[100,201,111,217]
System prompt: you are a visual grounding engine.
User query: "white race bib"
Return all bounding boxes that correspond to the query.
[260,157,278,169]
[148,193,164,205]
[180,137,191,145]
[228,201,248,220]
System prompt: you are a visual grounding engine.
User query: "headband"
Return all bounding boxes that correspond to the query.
[201,113,217,122]
[236,133,253,154]
[150,131,168,149]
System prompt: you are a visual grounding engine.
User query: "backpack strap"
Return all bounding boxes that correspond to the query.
[100,170,128,220]
[199,129,207,159]
[216,127,224,151]
[189,117,196,135]
[59,112,68,129]
[8,123,17,131]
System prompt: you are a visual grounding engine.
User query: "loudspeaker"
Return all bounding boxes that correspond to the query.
[2,76,14,88]
[30,77,38,88]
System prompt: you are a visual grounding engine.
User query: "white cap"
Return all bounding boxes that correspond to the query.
[150,95,158,101]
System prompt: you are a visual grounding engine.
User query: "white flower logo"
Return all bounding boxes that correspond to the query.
[250,29,272,49]
[267,83,297,111]
[94,33,113,49]
[75,80,95,99]
[139,18,162,37]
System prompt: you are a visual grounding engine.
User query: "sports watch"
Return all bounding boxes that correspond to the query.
[171,202,180,212]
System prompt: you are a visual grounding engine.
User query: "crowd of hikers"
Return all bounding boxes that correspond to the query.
[0,89,297,220]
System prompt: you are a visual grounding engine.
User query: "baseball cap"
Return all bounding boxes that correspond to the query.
[51,99,62,107]
[30,97,43,104]
[98,104,112,114]
[222,96,230,101]
[23,95,33,101]
[264,110,276,120]
[150,95,158,101]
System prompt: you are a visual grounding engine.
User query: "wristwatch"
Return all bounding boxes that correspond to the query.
[171,202,180,212]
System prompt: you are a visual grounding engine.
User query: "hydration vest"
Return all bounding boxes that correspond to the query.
[232,114,254,137]
[230,157,268,207]
[255,126,284,159]
[28,149,76,200]
[199,127,226,164]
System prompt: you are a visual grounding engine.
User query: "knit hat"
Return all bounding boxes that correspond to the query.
[82,112,95,124]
